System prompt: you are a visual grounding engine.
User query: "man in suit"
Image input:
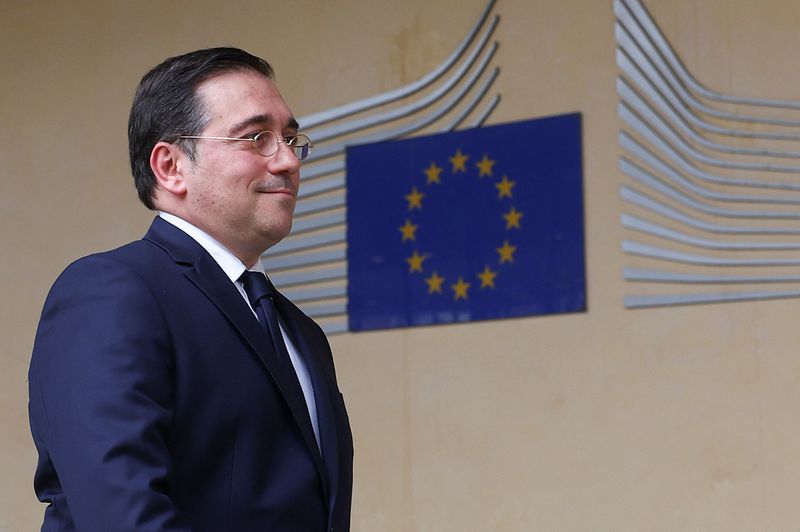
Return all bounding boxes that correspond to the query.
[28,47,353,531]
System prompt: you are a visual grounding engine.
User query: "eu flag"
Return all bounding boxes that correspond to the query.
[346,113,586,331]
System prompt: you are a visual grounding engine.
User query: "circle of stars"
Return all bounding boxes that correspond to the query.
[398,148,523,301]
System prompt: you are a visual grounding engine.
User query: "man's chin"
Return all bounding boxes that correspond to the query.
[258,222,293,249]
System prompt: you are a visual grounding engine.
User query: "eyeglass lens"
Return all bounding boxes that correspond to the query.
[255,132,312,160]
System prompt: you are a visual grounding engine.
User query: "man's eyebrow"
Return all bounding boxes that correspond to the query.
[228,114,301,135]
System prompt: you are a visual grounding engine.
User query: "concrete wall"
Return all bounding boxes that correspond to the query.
[3,1,800,530]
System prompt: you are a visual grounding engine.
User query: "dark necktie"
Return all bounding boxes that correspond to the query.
[239,271,323,449]
[239,271,289,359]
[239,271,337,484]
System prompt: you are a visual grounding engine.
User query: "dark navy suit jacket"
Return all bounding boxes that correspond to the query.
[28,217,353,531]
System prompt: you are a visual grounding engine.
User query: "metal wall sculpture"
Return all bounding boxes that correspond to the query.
[616,0,800,309]
[261,1,501,334]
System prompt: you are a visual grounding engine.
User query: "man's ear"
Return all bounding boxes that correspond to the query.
[150,141,188,197]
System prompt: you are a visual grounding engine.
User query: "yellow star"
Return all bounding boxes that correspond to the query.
[425,271,445,294]
[405,187,424,210]
[449,149,469,173]
[503,206,523,230]
[497,240,517,264]
[424,162,443,184]
[399,219,418,242]
[477,266,498,289]
[406,250,427,273]
[495,175,515,199]
[475,154,496,177]
[451,276,470,300]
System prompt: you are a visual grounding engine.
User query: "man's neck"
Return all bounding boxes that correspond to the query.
[157,210,264,268]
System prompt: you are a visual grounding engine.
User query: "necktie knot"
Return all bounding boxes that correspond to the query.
[239,270,275,308]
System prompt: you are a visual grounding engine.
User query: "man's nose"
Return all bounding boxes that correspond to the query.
[268,141,301,173]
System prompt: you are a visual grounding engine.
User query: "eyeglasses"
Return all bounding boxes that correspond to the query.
[178,131,313,161]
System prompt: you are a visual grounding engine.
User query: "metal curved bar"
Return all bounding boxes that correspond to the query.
[300,303,347,319]
[470,94,501,129]
[625,289,800,309]
[625,268,800,284]
[619,102,800,173]
[307,62,499,162]
[310,25,499,144]
[292,194,344,216]
[301,159,346,182]
[270,265,346,287]
[280,285,347,303]
[618,0,800,110]
[265,249,346,271]
[374,68,500,143]
[617,31,800,140]
[290,211,346,235]
[620,122,800,192]
[621,186,800,235]
[621,159,800,219]
[298,0,498,129]
[619,76,800,159]
[622,214,800,250]
[441,70,502,132]
[620,137,800,205]
[623,240,800,267]
[617,0,800,309]
[297,174,345,200]
[615,14,800,128]
[318,320,348,335]
[266,231,345,256]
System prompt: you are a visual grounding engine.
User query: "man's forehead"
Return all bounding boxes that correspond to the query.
[196,70,294,129]
[229,113,300,134]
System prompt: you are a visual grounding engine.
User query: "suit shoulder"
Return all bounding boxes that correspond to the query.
[43,240,177,312]
[56,239,171,281]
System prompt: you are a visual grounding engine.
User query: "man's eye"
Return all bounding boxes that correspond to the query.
[243,131,262,140]
[284,135,297,144]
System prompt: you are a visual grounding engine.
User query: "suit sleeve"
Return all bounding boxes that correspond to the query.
[28,254,193,531]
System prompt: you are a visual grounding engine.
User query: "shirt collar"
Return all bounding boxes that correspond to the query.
[158,212,265,281]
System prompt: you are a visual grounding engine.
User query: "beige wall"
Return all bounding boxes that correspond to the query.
[3,1,800,530]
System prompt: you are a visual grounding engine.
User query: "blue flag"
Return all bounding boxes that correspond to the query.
[346,113,586,331]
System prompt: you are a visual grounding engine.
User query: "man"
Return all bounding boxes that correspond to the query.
[28,47,353,531]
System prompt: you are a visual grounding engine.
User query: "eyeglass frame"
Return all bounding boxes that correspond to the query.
[177,131,313,160]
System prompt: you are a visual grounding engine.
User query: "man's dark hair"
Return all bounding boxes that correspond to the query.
[128,47,274,209]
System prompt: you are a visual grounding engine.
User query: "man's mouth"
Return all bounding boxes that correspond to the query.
[254,184,296,197]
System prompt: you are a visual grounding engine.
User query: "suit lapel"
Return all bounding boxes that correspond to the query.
[143,218,327,489]
[275,294,340,513]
